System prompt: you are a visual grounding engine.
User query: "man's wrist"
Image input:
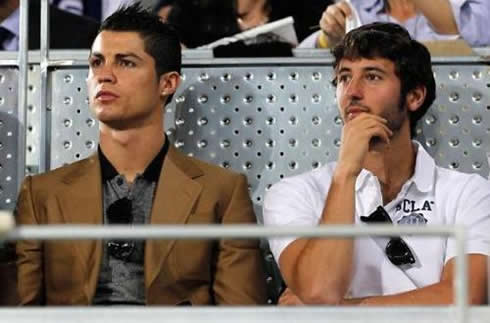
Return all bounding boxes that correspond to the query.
[332,165,359,183]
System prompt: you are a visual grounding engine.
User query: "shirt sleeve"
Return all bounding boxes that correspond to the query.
[262,173,326,264]
[445,174,490,262]
[448,0,490,46]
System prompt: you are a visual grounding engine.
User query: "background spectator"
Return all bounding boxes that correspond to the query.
[166,0,333,49]
[166,0,240,49]
[0,0,99,50]
[299,0,490,48]
[266,0,334,43]
[52,0,134,21]
[153,0,174,22]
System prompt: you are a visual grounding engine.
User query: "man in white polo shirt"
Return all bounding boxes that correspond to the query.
[263,22,490,305]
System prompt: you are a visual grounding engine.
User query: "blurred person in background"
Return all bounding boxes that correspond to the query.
[0,0,99,50]
[153,0,174,22]
[166,0,333,49]
[300,0,490,48]
[238,0,333,42]
[166,0,240,49]
[52,0,133,21]
[166,0,294,57]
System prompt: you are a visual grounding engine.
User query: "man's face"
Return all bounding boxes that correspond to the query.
[335,57,407,133]
[87,31,164,129]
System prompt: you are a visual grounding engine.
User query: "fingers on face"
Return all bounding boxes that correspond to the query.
[348,114,393,144]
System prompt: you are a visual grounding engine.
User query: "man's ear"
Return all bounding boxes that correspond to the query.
[406,85,427,112]
[159,71,181,98]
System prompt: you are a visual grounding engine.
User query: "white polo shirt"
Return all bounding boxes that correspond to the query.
[263,141,490,297]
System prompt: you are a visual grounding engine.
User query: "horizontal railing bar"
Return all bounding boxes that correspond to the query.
[2,224,463,241]
[0,50,487,66]
[0,306,487,323]
[1,226,468,321]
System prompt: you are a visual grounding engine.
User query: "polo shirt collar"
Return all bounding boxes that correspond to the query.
[99,135,169,182]
[354,140,435,193]
[409,141,435,193]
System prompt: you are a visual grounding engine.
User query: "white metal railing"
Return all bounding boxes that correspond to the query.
[0,222,470,323]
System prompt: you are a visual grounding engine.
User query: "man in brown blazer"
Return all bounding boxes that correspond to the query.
[15,3,267,306]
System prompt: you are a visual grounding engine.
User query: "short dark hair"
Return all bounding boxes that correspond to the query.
[331,22,436,137]
[100,2,181,77]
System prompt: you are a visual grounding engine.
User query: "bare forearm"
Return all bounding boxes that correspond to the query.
[293,170,357,304]
[346,281,453,306]
[412,0,459,34]
[344,255,487,306]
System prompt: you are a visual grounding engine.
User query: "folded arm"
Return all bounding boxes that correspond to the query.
[344,254,487,305]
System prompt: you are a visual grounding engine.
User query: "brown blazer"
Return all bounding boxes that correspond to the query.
[16,146,267,305]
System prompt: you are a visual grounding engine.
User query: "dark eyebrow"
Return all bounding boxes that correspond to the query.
[337,66,351,74]
[336,66,388,75]
[88,52,143,61]
[363,67,388,74]
[89,52,104,60]
[115,53,143,61]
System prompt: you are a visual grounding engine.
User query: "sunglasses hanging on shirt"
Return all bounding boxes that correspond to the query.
[360,206,416,266]
[106,197,135,261]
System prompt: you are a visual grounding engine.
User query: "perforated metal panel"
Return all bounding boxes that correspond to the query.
[45,61,490,223]
[0,67,20,210]
[26,64,41,175]
[49,67,98,169]
[419,65,490,175]
[168,66,340,215]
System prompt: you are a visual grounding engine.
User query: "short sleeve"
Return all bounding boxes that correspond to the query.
[263,171,330,264]
[445,175,490,262]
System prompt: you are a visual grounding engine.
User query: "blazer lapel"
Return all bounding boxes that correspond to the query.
[145,146,203,288]
[59,154,104,302]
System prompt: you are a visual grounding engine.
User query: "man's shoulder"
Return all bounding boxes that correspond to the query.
[267,161,336,198]
[24,156,96,188]
[171,148,246,183]
[433,165,490,206]
[434,164,489,190]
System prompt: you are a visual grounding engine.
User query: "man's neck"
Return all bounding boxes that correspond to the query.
[99,122,165,183]
[363,130,416,204]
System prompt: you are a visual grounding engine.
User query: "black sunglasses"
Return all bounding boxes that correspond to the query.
[360,206,416,266]
[106,197,135,261]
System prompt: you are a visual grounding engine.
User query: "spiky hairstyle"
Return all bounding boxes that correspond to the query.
[100,2,181,76]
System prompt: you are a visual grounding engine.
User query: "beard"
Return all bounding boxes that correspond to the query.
[381,93,407,134]
[368,94,407,149]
